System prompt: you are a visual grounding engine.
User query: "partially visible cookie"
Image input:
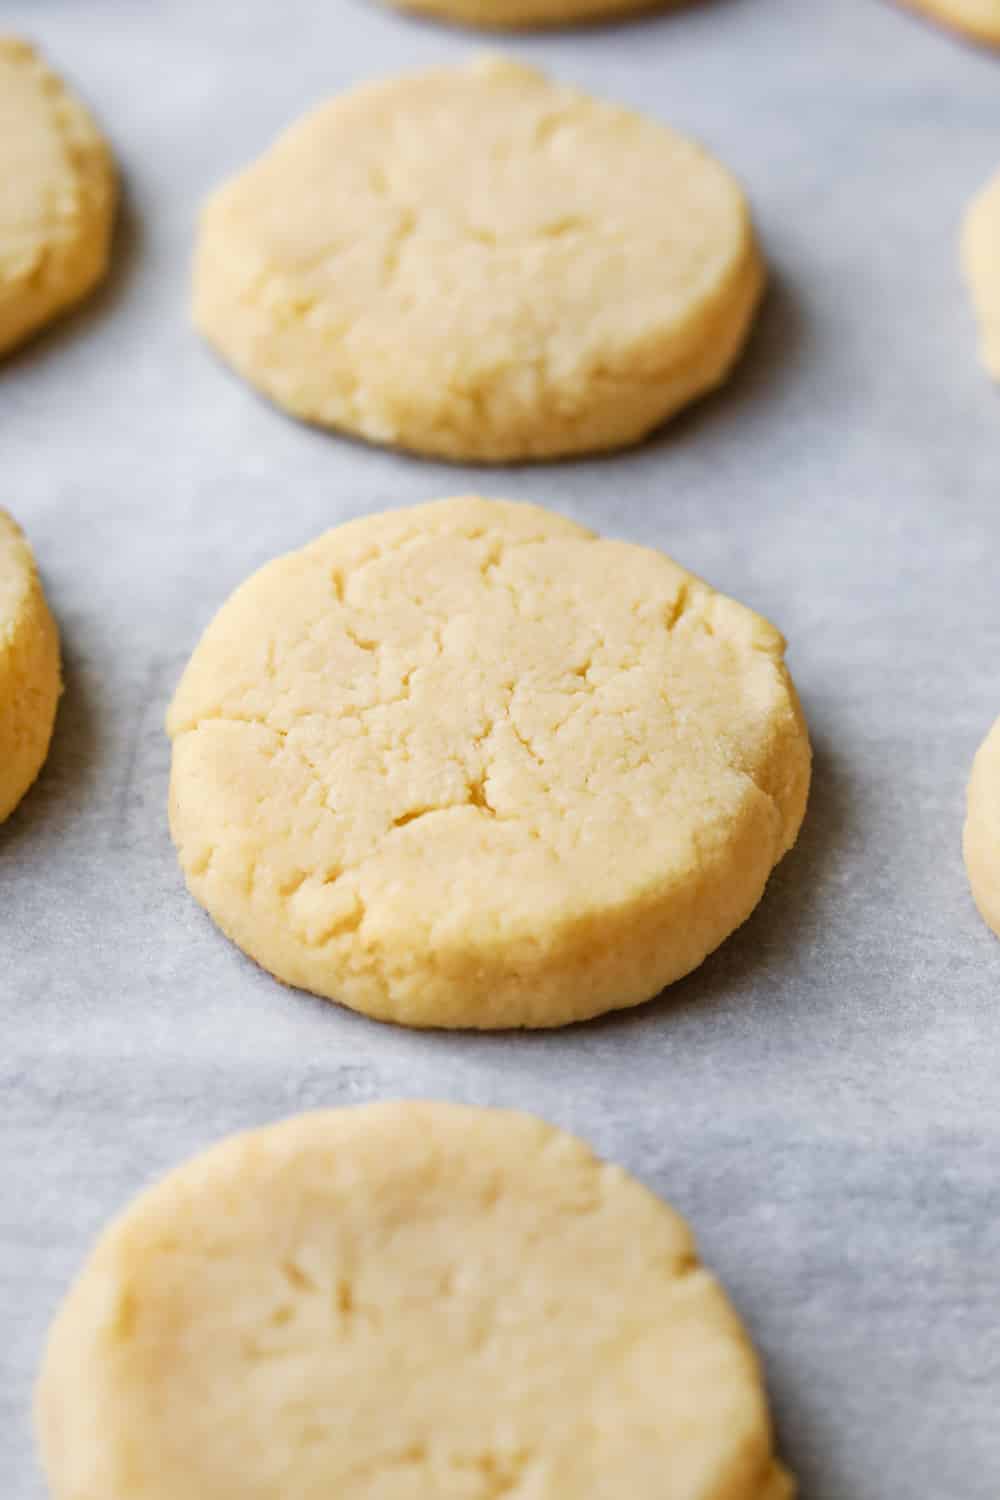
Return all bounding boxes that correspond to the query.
[0,512,61,822]
[166,496,810,1029]
[962,168,1000,381]
[384,0,671,28]
[37,1102,795,1500]
[0,37,115,356]
[194,57,763,463]
[900,0,1000,44]
[964,716,1000,938]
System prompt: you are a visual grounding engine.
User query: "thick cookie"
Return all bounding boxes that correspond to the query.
[899,0,1000,44]
[963,167,1000,381]
[0,37,115,356]
[193,57,763,462]
[964,716,1000,938]
[384,0,672,28]
[166,497,811,1029]
[37,1103,794,1500]
[0,511,61,822]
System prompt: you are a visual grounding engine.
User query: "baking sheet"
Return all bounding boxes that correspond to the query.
[3,0,1000,1493]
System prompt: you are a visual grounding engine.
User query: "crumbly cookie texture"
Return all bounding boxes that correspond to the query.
[963,168,1000,380]
[0,511,61,822]
[384,0,672,28]
[193,57,763,463]
[36,1103,795,1500]
[965,717,1000,938]
[900,0,1000,43]
[0,37,115,356]
[166,497,811,1029]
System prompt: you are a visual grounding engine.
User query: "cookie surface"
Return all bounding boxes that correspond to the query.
[384,0,670,28]
[0,511,61,822]
[193,57,763,462]
[963,168,1000,380]
[167,497,810,1029]
[0,37,115,356]
[900,0,1000,43]
[37,1102,794,1500]
[964,717,1000,938]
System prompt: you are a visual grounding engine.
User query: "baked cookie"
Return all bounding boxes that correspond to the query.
[167,497,810,1029]
[384,0,671,28]
[899,0,1000,44]
[37,1103,794,1500]
[0,37,115,357]
[964,716,1000,938]
[963,168,1000,380]
[0,511,61,822]
[193,57,763,463]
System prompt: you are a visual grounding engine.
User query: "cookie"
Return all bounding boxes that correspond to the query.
[962,167,1000,381]
[964,716,1000,938]
[36,1102,794,1500]
[899,0,1000,44]
[0,511,61,822]
[384,0,671,28]
[166,497,810,1029]
[193,57,763,462]
[0,37,115,357]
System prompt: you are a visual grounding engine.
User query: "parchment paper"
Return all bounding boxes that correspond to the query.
[3,1,999,1494]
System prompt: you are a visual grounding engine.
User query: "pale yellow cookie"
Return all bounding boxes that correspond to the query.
[964,716,1000,938]
[166,497,810,1029]
[193,57,763,463]
[900,0,1000,44]
[0,37,115,356]
[963,168,1000,381]
[0,511,61,822]
[37,1103,794,1500]
[384,0,671,29]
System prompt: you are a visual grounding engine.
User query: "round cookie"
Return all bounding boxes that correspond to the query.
[962,167,1000,381]
[964,716,1000,938]
[0,37,115,357]
[193,57,764,463]
[899,0,1000,44]
[166,497,811,1029]
[37,1102,794,1500]
[0,511,61,822]
[383,0,672,29]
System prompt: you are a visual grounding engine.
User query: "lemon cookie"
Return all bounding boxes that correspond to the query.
[167,497,810,1029]
[384,0,671,29]
[900,0,1000,44]
[963,168,1000,380]
[37,1102,795,1500]
[0,37,115,357]
[193,58,763,463]
[0,511,61,822]
[964,717,1000,938]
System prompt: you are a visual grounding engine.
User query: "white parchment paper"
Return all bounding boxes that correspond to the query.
[2,1,999,1494]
